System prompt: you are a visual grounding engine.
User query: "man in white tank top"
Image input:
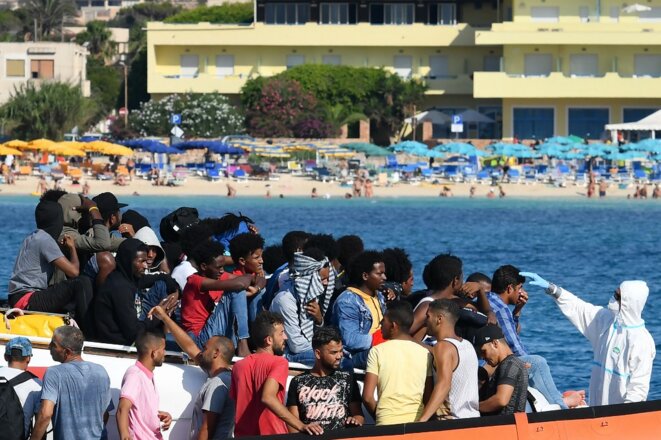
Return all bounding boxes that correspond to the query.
[418,299,480,421]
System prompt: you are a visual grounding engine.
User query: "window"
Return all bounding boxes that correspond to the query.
[320,3,354,24]
[513,108,554,140]
[6,59,25,77]
[322,55,341,65]
[639,8,661,22]
[623,108,657,122]
[579,6,590,23]
[30,60,54,79]
[530,7,559,22]
[634,55,661,78]
[568,108,608,139]
[180,55,199,78]
[610,6,619,22]
[478,106,502,139]
[215,55,234,77]
[524,54,553,77]
[483,55,501,72]
[428,55,449,78]
[394,55,412,78]
[265,3,309,24]
[286,54,305,69]
[370,3,414,25]
[569,54,598,77]
[428,3,456,25]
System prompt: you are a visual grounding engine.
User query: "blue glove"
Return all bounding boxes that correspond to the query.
[519,272,550,289]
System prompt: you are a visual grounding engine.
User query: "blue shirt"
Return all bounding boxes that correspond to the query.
[487,292,528,356]
[41,360,112,440]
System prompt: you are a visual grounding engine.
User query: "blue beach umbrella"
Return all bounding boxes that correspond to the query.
[390,140,428,153]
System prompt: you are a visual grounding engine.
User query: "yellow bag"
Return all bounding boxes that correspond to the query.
[0,309,68,338]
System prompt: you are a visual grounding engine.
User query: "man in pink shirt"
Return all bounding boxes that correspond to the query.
[117,330,172,440]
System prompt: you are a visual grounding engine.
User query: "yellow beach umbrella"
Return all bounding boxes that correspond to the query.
[4,139,27,149]
[28,138,56,151]
[0,144,23,155]
[49,145,86,156]
[56,141,87,151]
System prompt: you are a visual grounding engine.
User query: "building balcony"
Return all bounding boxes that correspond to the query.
[418,74,473,95]
[147,22,482,48]
[476,22,661,46]
[149,73,250,94]
[473,72,661,98]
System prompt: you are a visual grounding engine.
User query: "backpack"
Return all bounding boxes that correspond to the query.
[0,371,36,440]
[159,207,199,243]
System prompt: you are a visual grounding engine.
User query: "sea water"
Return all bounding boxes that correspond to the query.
[1,195,659,399]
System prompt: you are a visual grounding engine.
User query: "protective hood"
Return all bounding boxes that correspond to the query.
[115,238,148,285]
[133,226,165,269]
[617,280,649,327]
[57,193,82,228]
[35,200,64,241]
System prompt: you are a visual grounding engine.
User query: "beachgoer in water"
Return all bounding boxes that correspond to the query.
[352,176,363,197]
[521,272,656,406]
[362,301,433,425]
[653,184,661,199]
[469,185,476,198]
[475,325,529,416]
[488,266,584,409]
[287,326,364,432]
[117,330,172,439]
[418,299,480,421]
[487,189,496,199]
[599,180,607,197]
[364,179,374,198]
[31,327,112,440]
[639,185,648,199]
[35,176,48,195]
[440,186,453,197]
[226,183,237,198]
[311,187,319,198]
[344,192,352,199]
[331,251,386,369]
[231,311,323,436]
[499,185,506,198]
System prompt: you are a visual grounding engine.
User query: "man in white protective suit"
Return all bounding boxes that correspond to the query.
[520,272,655,406]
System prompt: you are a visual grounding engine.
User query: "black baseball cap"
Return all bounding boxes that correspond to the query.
[473,325,505,348]
[93,192,127,218]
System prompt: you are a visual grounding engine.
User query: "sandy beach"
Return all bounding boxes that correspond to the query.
[0,173,647,199]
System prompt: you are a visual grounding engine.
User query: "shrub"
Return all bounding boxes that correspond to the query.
[164,3,253,24]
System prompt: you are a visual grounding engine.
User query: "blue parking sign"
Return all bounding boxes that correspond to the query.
[452,115,463,125]
[171,114,182,125]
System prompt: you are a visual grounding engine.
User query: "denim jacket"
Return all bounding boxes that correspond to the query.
[331,288,386,354]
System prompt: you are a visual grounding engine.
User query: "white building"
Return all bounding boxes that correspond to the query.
[0,42,90,104]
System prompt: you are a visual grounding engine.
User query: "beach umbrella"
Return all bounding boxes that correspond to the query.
[0,144,22,155]
[4,139,27,149]
[56,141,87,150]
[390,140,428,153]
[456,109,494,124]
[341,142,379,153]
[362,145,392,157]
[27,138,56,151]
[49,145,86,157]
[404,109,451,125]
[545,136,576,145]
[438,142,486,156]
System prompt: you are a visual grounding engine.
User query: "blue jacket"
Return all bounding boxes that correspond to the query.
[331,288,386,354]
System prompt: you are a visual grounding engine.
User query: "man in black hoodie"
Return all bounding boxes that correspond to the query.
[8,200,94,331]
[93,238,179,345]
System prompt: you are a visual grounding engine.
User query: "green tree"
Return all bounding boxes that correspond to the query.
[1,82,94,140]
[87,57,122,122]
[164,3,254,24]
[323,103,367,133]
[23,0,76,39]
[75,21,117,63]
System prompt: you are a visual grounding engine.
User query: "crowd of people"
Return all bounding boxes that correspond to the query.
[2,192,657,439]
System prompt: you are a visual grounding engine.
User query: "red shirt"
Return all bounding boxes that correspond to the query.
[230,352,289,437]
[180,273,229,335]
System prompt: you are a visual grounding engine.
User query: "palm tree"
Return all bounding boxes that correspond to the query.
[75,21,117,64]
[22,0,76,40]
[323,103,367,133]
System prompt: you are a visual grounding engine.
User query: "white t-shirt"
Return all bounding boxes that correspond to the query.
[172,260,197,291]
[0,366,42,435]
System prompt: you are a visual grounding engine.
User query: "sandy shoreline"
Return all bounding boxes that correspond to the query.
[0,173,647,199]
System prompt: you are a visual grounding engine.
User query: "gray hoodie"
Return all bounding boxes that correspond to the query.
[133,226,165,272]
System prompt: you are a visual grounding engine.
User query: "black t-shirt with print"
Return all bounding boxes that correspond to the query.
[286,370,361,430]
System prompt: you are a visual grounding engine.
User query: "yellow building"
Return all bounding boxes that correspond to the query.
[147,0,661,140]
